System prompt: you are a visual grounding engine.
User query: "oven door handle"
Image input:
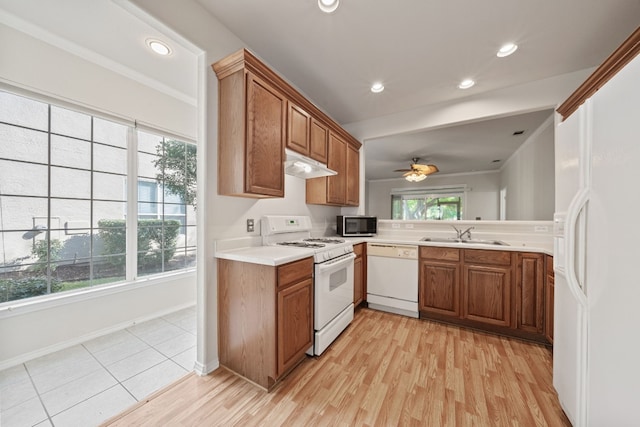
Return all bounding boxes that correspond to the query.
[317,253,355,273]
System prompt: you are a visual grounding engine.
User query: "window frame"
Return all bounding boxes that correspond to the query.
[0,88,197,307]
[391,186,467,221]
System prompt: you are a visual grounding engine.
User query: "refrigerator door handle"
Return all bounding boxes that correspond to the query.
[565,187,590,306]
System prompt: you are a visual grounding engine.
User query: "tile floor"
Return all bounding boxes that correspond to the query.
[0,306,196,427]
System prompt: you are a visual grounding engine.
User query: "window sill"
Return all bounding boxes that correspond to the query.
[0,268,196,319]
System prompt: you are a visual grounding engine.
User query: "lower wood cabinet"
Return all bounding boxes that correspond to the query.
[353,243,366,307]
[419,247,551,344]
[545,254,555,343]
[515,253,544,334]
[419,247,461,317]
[462,263,511,327]
[218,257,313,391]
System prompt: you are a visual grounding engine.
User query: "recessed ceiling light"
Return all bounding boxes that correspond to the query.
[147,39,171,56]
[513,130,525,135]
[318,0,339,13]
[458,79,475,89]
[371,82,384,93]
[497,43,518,57]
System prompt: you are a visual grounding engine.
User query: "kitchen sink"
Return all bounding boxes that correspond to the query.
[420,237,509,246]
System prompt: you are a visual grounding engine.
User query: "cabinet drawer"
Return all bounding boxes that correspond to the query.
[463,249,512,266]
[353,243,365,258]
[420,246,460,262]
[278,257,313,288]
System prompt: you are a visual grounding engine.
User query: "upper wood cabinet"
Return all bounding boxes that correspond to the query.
[309,118,328,164]
[287,101,311,156]
[215,65,285,198]
[213,49,360,200]
[346,143,359,206]
[327,132,347,205]
[306,131,360,206]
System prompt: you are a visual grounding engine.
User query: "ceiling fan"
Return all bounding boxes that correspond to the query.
[394,157,439,182]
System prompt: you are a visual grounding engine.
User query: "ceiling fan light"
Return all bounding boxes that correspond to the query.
[405,173,427,182]
[318,0,339,13]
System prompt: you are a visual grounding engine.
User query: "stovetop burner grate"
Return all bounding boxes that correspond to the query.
[304,238,346,244]
[277,241,325,248]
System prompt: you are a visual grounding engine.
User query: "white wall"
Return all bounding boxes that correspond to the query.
[0,23,196,140]
[367,171,500,220]
[499,115,555,220]
[0,20,198,367]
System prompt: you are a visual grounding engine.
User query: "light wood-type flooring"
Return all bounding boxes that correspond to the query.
[104,308,571,426]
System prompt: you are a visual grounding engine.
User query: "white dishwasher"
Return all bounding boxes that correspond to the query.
[366,243,419,318]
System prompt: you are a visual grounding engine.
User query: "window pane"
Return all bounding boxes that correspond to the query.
[52,261,90,294]
[94,118,127,148]
[51,198,90,233]
[92,254,126,283]
[138,131,162,154]
[0,196,47,231]
[93,201,126,228]
[50,167,91,199]
[138,152,160,180]
[94,144,126,174]
[0,231,39,268]
[0,267,50,303]
[186,205,196,226]
[185,225,197,247]
[0,123,48,164]
[93,172,125,201]
[51,135,91,170]
[57,230,91,264]
[50,106,91,140]
[0,160,48,197]
[0,91,48,131]
[138,181,157,203]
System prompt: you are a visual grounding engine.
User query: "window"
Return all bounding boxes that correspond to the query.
[391,187,465,220]
[0,90,196,304]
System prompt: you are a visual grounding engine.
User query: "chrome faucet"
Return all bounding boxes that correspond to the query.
[451,225,474,241]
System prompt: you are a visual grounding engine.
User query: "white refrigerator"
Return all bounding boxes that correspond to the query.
[553,52,640,426]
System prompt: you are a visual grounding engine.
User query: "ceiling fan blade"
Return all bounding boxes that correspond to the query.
[412,164,439,174]
[393,168,412,172]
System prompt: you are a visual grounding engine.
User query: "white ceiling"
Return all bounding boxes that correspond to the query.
[0,0,198,104]
[365,109,553,180]
[1,0,638,179]
[195,0,639,179]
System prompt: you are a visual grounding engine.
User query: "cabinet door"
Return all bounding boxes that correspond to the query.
[545,273,554,343]
[246,72,286,197]
[287,102,310,156]
[326,132,346,205]
[516,253,544,333]
[309,118,328,163]
[419,260,460,317]
[277,278,313,376]
[346,144,359,206]
[462,265,511,327]
[354,256,363,306]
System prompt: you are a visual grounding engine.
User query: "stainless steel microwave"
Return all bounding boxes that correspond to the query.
[337,216,377,237]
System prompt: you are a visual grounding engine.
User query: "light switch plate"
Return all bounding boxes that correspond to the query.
[247,218,254,232]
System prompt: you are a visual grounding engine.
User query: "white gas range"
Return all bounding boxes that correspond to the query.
[262,215,355,356]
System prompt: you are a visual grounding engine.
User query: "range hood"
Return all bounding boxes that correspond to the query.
[284,149,337,179]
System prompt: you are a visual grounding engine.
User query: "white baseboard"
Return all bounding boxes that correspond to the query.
[0,302,196,371]
[194,358,219,376]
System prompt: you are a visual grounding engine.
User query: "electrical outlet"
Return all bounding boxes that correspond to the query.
[405,223,414,229]
[534,225,549,232]
[246,218,254,232]
[392,223,401,229]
